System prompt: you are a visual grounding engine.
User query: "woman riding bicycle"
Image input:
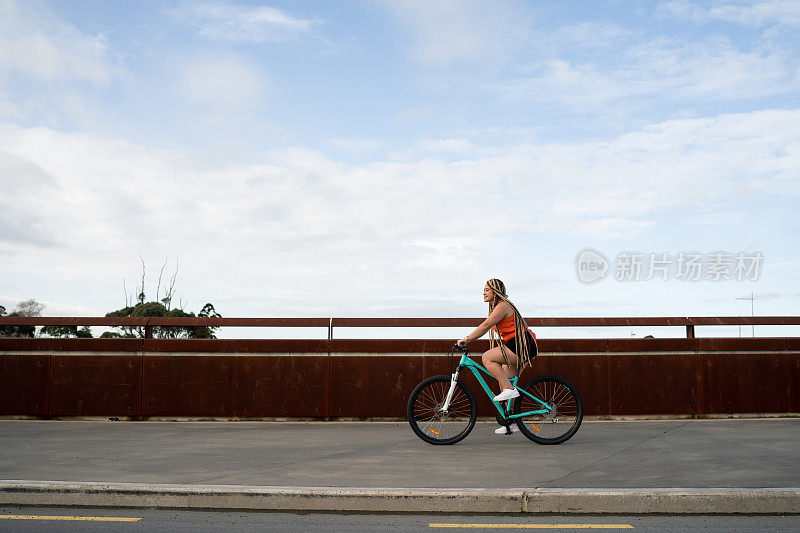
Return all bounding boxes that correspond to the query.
[457,278,537,433]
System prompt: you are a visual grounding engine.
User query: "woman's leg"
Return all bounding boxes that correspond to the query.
[482,347,518,391]
[501,363,518,379]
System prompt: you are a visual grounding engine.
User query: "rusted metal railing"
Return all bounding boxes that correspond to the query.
[1,316,799,338]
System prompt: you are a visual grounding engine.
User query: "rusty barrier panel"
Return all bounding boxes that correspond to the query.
[235,332,329,418]
[0,338,51,351]
[2,335,798,417]
[697,337,787,352]
[700,353,790,414]
[608,338,699,352]
[422,354,451,379]
[538,339,609,352]
[142,338,236,417]
[49,354,142,416]
[698,338,790,414]
[329,355,423,417]
[325,340,425,418]
[235,339,328,353]
[236,355,329,417]
[330,339,425,353]
[47,338,144,417]
[0,352,50,415]
[422,339,489,353]
[535,339,610,416]
[607,338,699,416]
[49,338,143,416]
[142,355,234,417]
[50,338,144,353]
[143,339,236,353]
[534,355,611,416]
[789,338,800,413]
[608,353,700,415]
[1,339,51,415]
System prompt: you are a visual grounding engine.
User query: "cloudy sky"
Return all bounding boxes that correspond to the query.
[1,0,798,338]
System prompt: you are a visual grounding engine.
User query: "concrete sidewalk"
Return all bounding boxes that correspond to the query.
[1,419,799,513]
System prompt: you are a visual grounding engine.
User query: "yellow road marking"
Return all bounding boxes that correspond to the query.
[0,515,142,522]
[429,524,633,529]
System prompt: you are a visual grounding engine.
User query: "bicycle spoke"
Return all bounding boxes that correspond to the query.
[513,376,583,444]
[408,376,476,444]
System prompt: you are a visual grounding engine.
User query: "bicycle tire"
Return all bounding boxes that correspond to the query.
[512,374,583,445]
[407,375,477,445]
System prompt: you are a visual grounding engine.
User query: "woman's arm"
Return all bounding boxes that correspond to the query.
[458,302,511,346]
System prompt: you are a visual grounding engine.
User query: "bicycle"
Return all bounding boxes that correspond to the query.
[407,344,583,445]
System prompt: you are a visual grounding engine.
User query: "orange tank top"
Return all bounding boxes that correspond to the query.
[495,314,535,342]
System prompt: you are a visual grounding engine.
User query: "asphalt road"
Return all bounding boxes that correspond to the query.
[2,507,800,532]
[1,419,799,489]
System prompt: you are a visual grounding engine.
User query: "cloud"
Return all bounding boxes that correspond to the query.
[545,22,632,51]
[416,138,476,154]
[170,1,321,43]
[658,0,800,27]
[326,138,383,153]
[0,0,119,84]
[0,147,58,246]
[379,0,532,67]
[494,35,800,108]
[177,53,268,110]
[0,108,798,310]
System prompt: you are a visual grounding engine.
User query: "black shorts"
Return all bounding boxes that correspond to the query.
[502,330,537,360]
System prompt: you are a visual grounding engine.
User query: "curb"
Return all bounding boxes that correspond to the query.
[1,481,799,514]
[526,488,800,514]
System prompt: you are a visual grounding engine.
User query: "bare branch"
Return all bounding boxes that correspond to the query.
[138,255,146,304]
[164,258,179,310]
[156,257,168,304]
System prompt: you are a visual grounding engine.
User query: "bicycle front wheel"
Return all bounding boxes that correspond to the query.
[407,375,477,445]
[512,374,583,445]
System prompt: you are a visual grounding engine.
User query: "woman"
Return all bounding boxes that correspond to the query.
[457,278,537,434]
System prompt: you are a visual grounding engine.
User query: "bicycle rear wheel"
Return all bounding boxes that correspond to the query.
[512,374,583,445]
[407,375,477,445]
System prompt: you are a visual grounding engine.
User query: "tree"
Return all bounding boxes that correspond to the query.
[0,299,40,338]
[0,305,19,337]
[14,299,45,318]
[1,298,94,338]
[5,298,96,339]
[101,301,221,339]
[100,260,222,339]
[40,325,94,338]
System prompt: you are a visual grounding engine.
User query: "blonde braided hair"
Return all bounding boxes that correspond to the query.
[487,278,535,376]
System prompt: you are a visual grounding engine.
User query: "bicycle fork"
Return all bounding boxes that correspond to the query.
[440,368,460,413]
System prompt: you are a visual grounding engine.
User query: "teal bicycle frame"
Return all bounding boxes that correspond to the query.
[443,352,552,419]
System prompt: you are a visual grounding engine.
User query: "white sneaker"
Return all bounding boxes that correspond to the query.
[493,388,520,402]
[495,425,519,435]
